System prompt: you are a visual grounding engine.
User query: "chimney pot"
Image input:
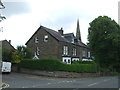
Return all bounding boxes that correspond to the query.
[9,40,11,44]
[58,27,64,35]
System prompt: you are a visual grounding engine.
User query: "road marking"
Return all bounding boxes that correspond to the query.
[47,83,51,85]
[1,83,9,88]
[88,83,97,87]
[66,81,73,83]
[104,79,110,82]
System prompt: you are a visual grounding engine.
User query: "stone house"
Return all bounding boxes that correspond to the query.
[2,40,15,51]
[0,40,15,61]
[26,20,91,64]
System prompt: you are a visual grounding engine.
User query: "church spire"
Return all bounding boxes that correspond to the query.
[76,19,81,41]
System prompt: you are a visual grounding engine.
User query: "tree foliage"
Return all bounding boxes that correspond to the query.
[0,0,5,22]
[88,16,120,72]
[0,0,5,9]
[2,48,13,62]
[17,46,33,59]
[11,50,21,63]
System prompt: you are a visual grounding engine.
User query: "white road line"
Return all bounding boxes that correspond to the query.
[104,79,110,82]
[47,83,51,85]
[2,83,9,88]
[88,83,97,87]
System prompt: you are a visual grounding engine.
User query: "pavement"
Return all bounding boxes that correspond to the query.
[2,72,119,88]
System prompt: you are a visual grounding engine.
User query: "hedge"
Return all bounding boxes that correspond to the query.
[21,59,97,73]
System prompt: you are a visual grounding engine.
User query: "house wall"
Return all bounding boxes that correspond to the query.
[27,28,59,59]
[2,40,15,51]
[26,27,92,63]
[58,42,83,62]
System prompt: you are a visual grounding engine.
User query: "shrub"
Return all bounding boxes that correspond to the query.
[21,59,97,73]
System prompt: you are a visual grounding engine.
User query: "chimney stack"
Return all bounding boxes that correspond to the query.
[9,40,11,44]
[58,27,64,35]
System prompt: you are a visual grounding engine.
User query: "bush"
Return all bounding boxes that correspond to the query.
[21,59,97,73]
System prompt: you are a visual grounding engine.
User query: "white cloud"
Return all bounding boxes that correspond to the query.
[1,0,119,47]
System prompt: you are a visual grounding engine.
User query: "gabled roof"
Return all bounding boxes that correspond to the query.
[26,25,89,48]
[77,41,88,48]
[42,26,69,43]
[1,40,15,50]
[63,33,75,37]
[63,33,88,48]
[26,26,69,45]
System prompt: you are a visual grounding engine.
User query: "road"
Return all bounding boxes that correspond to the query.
[2,72,119,88]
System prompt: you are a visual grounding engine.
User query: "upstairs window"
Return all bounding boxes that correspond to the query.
[88,51,91,58]
[63,46,68,55]
[36,47,40,55]
[35,37,39,43]
[44,35,48,42]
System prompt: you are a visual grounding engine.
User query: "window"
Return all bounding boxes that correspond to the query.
[64,59,66,63]
[88,51,91,58]
[82,50,86,57]
[36,47,40,55]
[72,48,76,56]
[35,37,39,43]
[63,46,68,55]
[44,35,48,42]
[62,57,71,64]
[68,59,70,63]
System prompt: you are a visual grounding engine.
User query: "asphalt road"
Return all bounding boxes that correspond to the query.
[2,72,119,88]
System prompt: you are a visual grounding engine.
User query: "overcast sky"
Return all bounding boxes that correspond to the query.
[0,0,119,48]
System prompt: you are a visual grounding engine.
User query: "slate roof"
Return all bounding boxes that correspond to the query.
[63,33,88,48]
[1,40,15,50]
[26,25,89,48]
[41,26,69,43]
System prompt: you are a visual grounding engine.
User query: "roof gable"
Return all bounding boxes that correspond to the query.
[1,40,15,50]
[41,26,69,43]
[26,26,69,45]
[26,25,89,48]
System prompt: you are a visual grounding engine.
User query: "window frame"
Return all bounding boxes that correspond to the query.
[63,46,68,55]
[35,37,39,43]
[44,35,48,42]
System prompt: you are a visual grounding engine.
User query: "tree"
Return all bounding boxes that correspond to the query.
[12,50,21,72]
[11,50,21,63]
[17,46,33,59]
[88,16,120,72]
[0,0,5,22]
[0,0,5,9]
[2,48,13,62]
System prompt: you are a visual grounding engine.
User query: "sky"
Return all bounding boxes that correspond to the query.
[0,0,120,48]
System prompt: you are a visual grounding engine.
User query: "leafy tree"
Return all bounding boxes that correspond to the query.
[0,0,5,22]
[88,16,120,72]
[11,50,21,72]
[0,0,5,9]
[11,50,21,63]
[17,46,33,59]
[2,48,13,62]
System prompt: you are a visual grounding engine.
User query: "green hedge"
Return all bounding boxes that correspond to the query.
[21,59,97,73]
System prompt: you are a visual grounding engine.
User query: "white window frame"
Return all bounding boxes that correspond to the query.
[63,46,68,55]
[72,58,79,61]
[36,47,40,55]
[62,57,71,64]
[35,37,39,43]
[88,51,91,58]
[44,35,48,42]
[73,48,77,56]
